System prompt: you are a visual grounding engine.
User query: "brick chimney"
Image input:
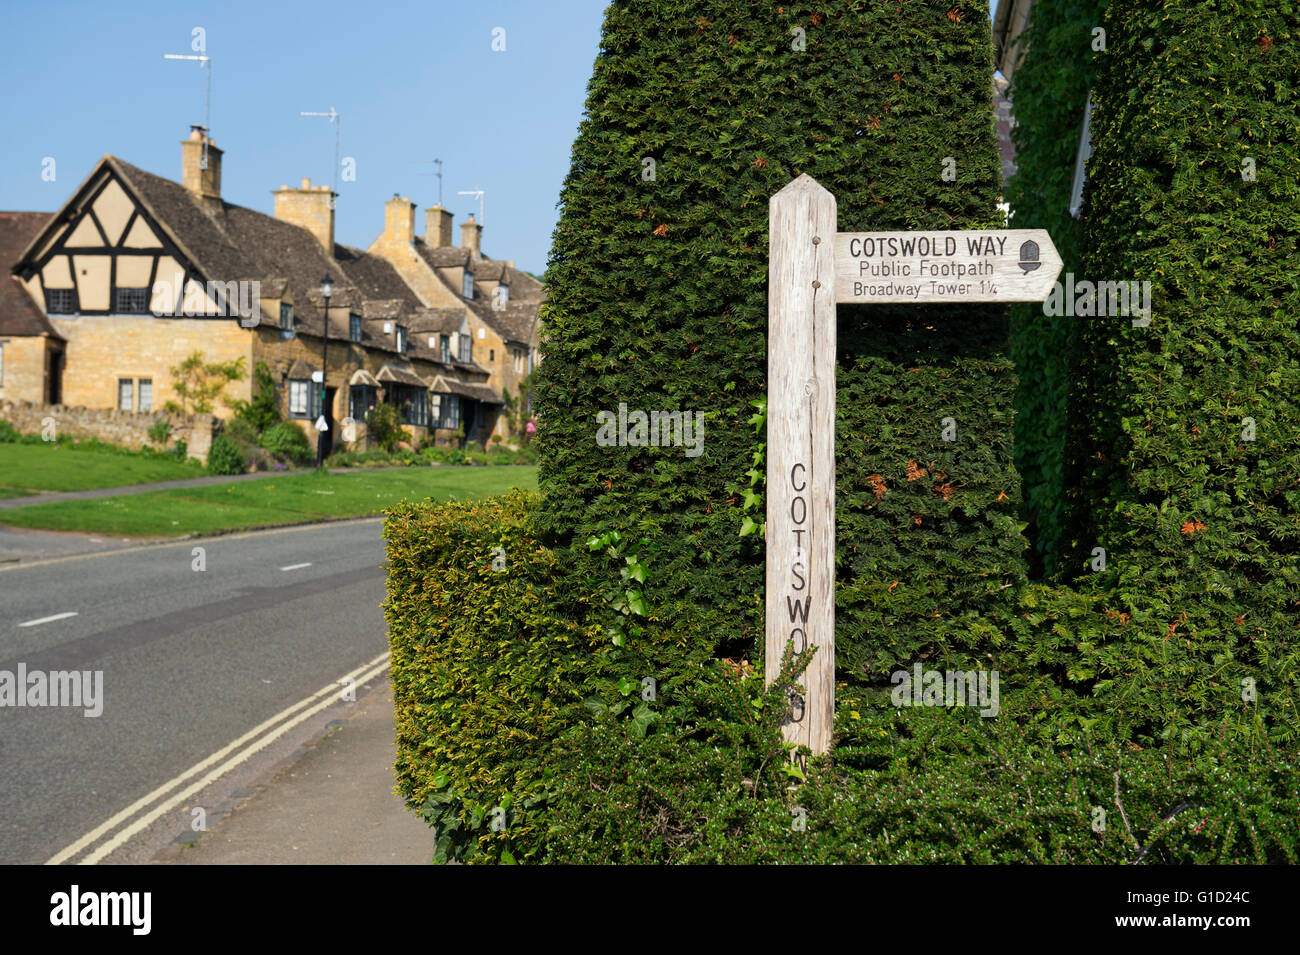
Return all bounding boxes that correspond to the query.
[384,194,416,247]
[181,125,223,200]
[460,214,482,259]
[426,205,454,247]
[273,177,336,254]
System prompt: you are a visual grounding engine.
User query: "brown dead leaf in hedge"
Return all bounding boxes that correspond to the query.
[1259,34,1273,51]
[1181,519,1206,535]
[888,580,899,593]
[906,459,927,481]
[653,223,670,237]
[932,482,955,502]
[866,474,887,500]
[947,7,963,22]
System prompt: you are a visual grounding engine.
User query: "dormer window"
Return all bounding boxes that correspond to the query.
[494,283,509,307]
[350,313,362,343]
[280,303,294,338]
[462,270,474,299]
[459,334,471,363]
[440,334,450,363]
[395,325,407,354]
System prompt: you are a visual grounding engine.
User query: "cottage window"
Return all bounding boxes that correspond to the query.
[350,313,362,343]
[459,334,471,363]
[392,385,427,427]
[494,284,509,307]
[118,378,133,412]
[115,288,150,314]
[349,384,377,420]
[289,379,310,417]
[435,393,461,430]
[396,325,407,354]
[280,303,294,337]
[462,271,474,299]
[46,288,77,314]
[439,335,451,363]
[138,379,153,413]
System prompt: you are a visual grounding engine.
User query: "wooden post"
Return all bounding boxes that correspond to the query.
[766,174,837,759]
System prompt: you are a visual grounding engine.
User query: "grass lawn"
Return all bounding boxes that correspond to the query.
[0,465,537,537]
[0,441,207,494]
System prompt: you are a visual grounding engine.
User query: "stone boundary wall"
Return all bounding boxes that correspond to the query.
[0,399,220,465]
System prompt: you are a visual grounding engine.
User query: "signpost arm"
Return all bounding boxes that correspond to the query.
[766,174,837,758]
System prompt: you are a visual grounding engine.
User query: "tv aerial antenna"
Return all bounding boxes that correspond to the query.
[162,52,212,169]
[299,107,341,209]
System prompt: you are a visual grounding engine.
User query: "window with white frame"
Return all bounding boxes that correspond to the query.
[138,379,153,412]
[435,393,460,430]
[280,303,294,337]
[118,378,133,411]
[289,379,310,417]
[396,325,407,354]
[350,313,362,343]
[439,335,451,363]
[462,271,474,299]
[459,334,471,363]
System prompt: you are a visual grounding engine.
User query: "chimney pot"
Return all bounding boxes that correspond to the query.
[426,204,454,247]
[460,215,483,259]
[274,179,336,255]
[181,126,223,200]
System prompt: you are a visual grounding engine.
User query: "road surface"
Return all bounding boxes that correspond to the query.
[0,518,396,864]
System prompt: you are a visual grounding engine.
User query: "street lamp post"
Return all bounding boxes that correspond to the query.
[316,275,333,468]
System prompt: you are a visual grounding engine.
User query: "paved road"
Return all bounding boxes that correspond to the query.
[0,518,395,864]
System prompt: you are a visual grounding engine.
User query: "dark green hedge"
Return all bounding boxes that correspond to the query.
[1004,0,1109,577]
[1069,1,1300,691]
[536,0,1024,676]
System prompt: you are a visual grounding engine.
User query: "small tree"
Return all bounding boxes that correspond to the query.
[163,352,247,415]
[365,402,405,453]
[228,360,281,436]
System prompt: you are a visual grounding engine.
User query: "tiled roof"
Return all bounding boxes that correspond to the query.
[0,211,63,338]
[430,375,504,404]
[412,237,543,345]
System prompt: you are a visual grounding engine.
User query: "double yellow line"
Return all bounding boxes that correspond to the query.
[46,652,390,865]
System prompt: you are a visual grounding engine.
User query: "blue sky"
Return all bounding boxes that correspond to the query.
[0,2,999,274]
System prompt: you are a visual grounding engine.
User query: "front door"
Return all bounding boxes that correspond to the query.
[48,348,64,405]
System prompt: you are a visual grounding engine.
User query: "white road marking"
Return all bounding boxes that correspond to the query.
[46,651,389,865]
[279,562,312,572]
[17,611,78,628]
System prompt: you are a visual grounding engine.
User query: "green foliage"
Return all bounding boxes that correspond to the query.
[228,361,282,438]
[1065,0,1300,715]
[259,422,313,466]
[162,352,246,415]
[206,433,246,475]
[501,370,536,441]
[364,403,405,453]
[384,491,604,863]
[1004,0,1110,577]
[534,0,1020,669]
[147,418,172,446]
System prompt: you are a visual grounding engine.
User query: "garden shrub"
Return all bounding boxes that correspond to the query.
[365,403,405,453]
[206,433,246,475]
[1064,0,1300,720]
[260,422,314,466]
[534,0,1023,674]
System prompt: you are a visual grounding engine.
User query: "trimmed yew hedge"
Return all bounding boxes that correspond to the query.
[1067,1,1300,709]
[1004,0,1109,577]
[535,0,1024,676]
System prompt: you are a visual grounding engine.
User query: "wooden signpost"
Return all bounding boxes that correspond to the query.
[765,175,1062,761]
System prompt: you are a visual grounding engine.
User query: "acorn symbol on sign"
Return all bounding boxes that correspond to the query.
[1017,240,1041,274]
